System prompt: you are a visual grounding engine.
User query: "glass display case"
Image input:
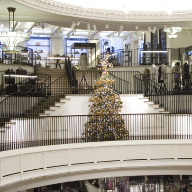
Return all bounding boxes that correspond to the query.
[27,37,50,67]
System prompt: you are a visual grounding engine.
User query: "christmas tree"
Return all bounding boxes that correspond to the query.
[82,54,129,141]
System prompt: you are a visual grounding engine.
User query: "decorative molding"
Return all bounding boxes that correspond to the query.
[1,140,192,192]
[15,0,192,22]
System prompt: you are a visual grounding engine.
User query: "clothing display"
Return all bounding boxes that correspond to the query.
[183,62,190,80]
[79,53,87,70]
[151,64,158,80]
[158,65,163,83]
[5,68,15,84]
[143,67,150,95]
[16,67,27,75]
[162,63,167,79]
[172,62,181,90]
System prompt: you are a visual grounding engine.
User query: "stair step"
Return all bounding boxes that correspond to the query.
[138,97,149,101]
[149,104,160,108]
[160,111,170,113]
[59,98,69,102]
[39,114,48,117]
[50,106,60,110]
[136,94,144,98]
[157,108,165,112]
[144,101,154,104]
[55,102,65,106]
[44,109,55,114]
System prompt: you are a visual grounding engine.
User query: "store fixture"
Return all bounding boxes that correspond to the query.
[27,37,50,67]
[71,43,96,68]
[1,46,34,65]
[0,7,30,54]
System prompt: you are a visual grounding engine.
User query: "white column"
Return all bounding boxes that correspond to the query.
[51,38,64,55]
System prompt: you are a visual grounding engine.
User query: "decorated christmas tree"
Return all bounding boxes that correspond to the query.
[82,54,129,141]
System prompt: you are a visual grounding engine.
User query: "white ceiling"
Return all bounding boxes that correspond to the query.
[0,0,192,35]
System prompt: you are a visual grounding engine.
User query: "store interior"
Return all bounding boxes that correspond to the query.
[2,1,192,192]
[33,175,192,192]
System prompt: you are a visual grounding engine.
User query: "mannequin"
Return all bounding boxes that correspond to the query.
[80,53,87,70]
[143,67,150,95]
[162,63,167,87]
[172,62,181,91]
[183,61,190,90]
[158,65,163,83]
[151,64,158,81]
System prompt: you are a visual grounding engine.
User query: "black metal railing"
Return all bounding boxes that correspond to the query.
[108,71,143,94]
[0,74,51,118]
[108,71,130,94]
[133,72,192,113]
[0,113,192,151]
[134,72,162,96]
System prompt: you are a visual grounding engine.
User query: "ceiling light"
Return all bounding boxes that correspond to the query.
[164,27,182,34]
[18,21,21,24]
[118,25,123,36]
[106,23,109,29]
[168,34,177,39]
[0,7,30,54]
[148,26,151,33]
[135,25,138,30]
[70,22,76,29]
[87,23,90,31]
[76,21,80,26]
[152,27,157,33]
[0,23,3,27]
[141,51,168,53]
[92,24,97,31]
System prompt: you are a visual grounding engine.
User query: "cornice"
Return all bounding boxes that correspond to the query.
[0,11,64,18]
[15,0,192,22]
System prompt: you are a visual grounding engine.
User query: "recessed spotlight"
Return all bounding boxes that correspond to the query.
[152,27,157,33]
[118,25,123,36]
[92,24,97,31]
[148,26,151,33]
[18,21,21,24]
[70,22,76,29]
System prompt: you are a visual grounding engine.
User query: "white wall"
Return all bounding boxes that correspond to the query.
[51,38,64,55]
[88,39,100,68]
[49,95,159,116]
[170,29,192,48]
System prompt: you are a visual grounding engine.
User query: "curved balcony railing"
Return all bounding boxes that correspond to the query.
[0,113,192,152]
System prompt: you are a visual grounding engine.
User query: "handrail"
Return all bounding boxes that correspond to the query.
[108,71,130,84]
[0,74,51,117]
[0,113,192,152]
[133,71,162,96]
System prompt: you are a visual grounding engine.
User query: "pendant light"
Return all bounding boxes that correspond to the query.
[0,7,30,54]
